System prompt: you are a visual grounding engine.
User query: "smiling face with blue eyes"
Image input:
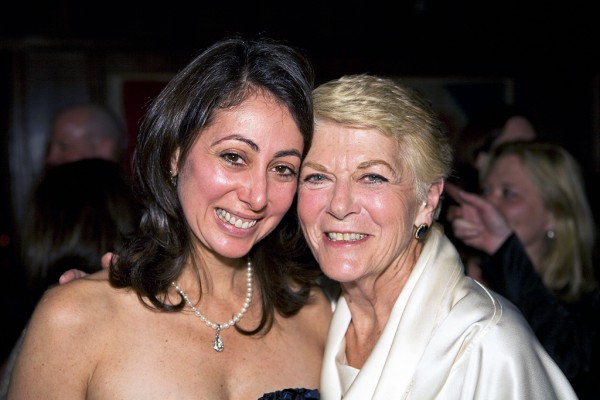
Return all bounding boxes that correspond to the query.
[172,92,304,261]
[297,120,432,288]
[481,153,554,267]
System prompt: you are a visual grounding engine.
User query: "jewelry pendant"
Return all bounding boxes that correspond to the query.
[213,325,224,352]
[172,258,253,353]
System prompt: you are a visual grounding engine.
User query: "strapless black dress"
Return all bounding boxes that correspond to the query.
[258,388,320,399]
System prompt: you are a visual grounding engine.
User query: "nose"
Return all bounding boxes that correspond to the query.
[327,179,358,219]
[239,171,268,212]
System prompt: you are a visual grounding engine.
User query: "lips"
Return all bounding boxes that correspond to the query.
[326,232,367,242]
[217,208,258,229]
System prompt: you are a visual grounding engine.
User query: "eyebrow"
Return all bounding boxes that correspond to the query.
[357,160,394,170]
[302,159,399,181]
[213,135,302,159]
[360,160,399,180]
[302,160,395,171]
[301,161,326,171]
[213,135,259,151]
[276,149,302,159]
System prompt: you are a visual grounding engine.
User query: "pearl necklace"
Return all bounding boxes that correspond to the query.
[171,259,253,352]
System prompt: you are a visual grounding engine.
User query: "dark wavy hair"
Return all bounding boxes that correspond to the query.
[109,36,320,336]
[21,158,140,304]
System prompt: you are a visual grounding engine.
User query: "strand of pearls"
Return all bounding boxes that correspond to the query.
[172,258,253,352]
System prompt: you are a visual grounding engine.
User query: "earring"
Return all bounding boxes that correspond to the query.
[546,229,555,240]
[169,170,177,187]
[415,223,429,240]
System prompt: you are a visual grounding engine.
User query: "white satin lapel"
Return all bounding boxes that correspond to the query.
[320,296,350,400]
[322,226,465,399]
[373,227,465,398]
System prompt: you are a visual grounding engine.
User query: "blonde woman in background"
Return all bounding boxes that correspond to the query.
[446,140,600,399]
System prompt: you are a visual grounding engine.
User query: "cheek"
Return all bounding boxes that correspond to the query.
[365,196,386,212]
[177,163,228,213]
[270,182,298,214]
[368,193,408,224]
[296,194,321,252]
[181,165,215,194]
[497,202,528,230]
[297,189,322,225]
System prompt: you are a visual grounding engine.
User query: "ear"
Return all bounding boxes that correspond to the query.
[170,148,181,176]
[414,179,444,228]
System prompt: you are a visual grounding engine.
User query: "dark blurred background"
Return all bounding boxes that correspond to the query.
[0,0,599,360]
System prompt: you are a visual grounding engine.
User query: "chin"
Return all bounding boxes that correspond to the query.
[320,263,361,283]
[211,243,254,260]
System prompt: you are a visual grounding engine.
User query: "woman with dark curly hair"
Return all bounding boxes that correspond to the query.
[7,36,332,400]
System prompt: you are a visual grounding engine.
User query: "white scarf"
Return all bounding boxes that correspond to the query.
[320,225,576,400]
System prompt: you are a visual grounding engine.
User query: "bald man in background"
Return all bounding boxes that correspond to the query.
[45,103,127,167]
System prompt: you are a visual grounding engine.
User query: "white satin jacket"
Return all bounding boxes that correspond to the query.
[320,224,577,400]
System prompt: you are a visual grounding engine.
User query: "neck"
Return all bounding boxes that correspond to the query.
[524,239,546,274]
[181,256,251,295]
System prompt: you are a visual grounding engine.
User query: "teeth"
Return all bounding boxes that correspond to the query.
[217,209,257,229]
[327,232,367,242]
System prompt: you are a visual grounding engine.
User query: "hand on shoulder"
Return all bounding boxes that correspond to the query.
[58,252,115,284]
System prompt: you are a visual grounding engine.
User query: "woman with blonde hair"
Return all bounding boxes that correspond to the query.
[299,74,576,399]
[446,140,600,399]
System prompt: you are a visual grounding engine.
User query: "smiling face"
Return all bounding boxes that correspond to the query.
[297,121,433,286]
[173,92,304,260]
[482,154,554,265]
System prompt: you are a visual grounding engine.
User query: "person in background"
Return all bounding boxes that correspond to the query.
[21,158,141,304]
[7,36,331,400]
[1,104,128,383]
[445,140,600,399]
[45,103,127,168]
[0,158,141,398]
[441,104,539,285]
[297,74,576,398]
[451,104,537,192]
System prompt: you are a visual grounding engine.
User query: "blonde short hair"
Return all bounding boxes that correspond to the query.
[312,74,453,203]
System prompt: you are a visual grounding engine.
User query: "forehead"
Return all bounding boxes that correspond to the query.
[216,92,290,123]
[192,92,303,151]
[491,154,522,171]
[488,154,533,183]
[306,121,401,172]
[311,121,396,154]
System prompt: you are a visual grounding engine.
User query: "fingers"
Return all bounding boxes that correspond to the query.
[446,204,460,221]
[447,201,479,224]
[58,251,115,285]
[451,218,482,240]
[443,182,462,204]
[444,182,491,212]
[101,252,115,269]
[58,269,88,285]
[454,189,489,213]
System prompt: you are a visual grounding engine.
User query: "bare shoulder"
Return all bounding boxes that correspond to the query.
[33,268,115,325]
[8,268,126,397]
[22,268,120,352]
